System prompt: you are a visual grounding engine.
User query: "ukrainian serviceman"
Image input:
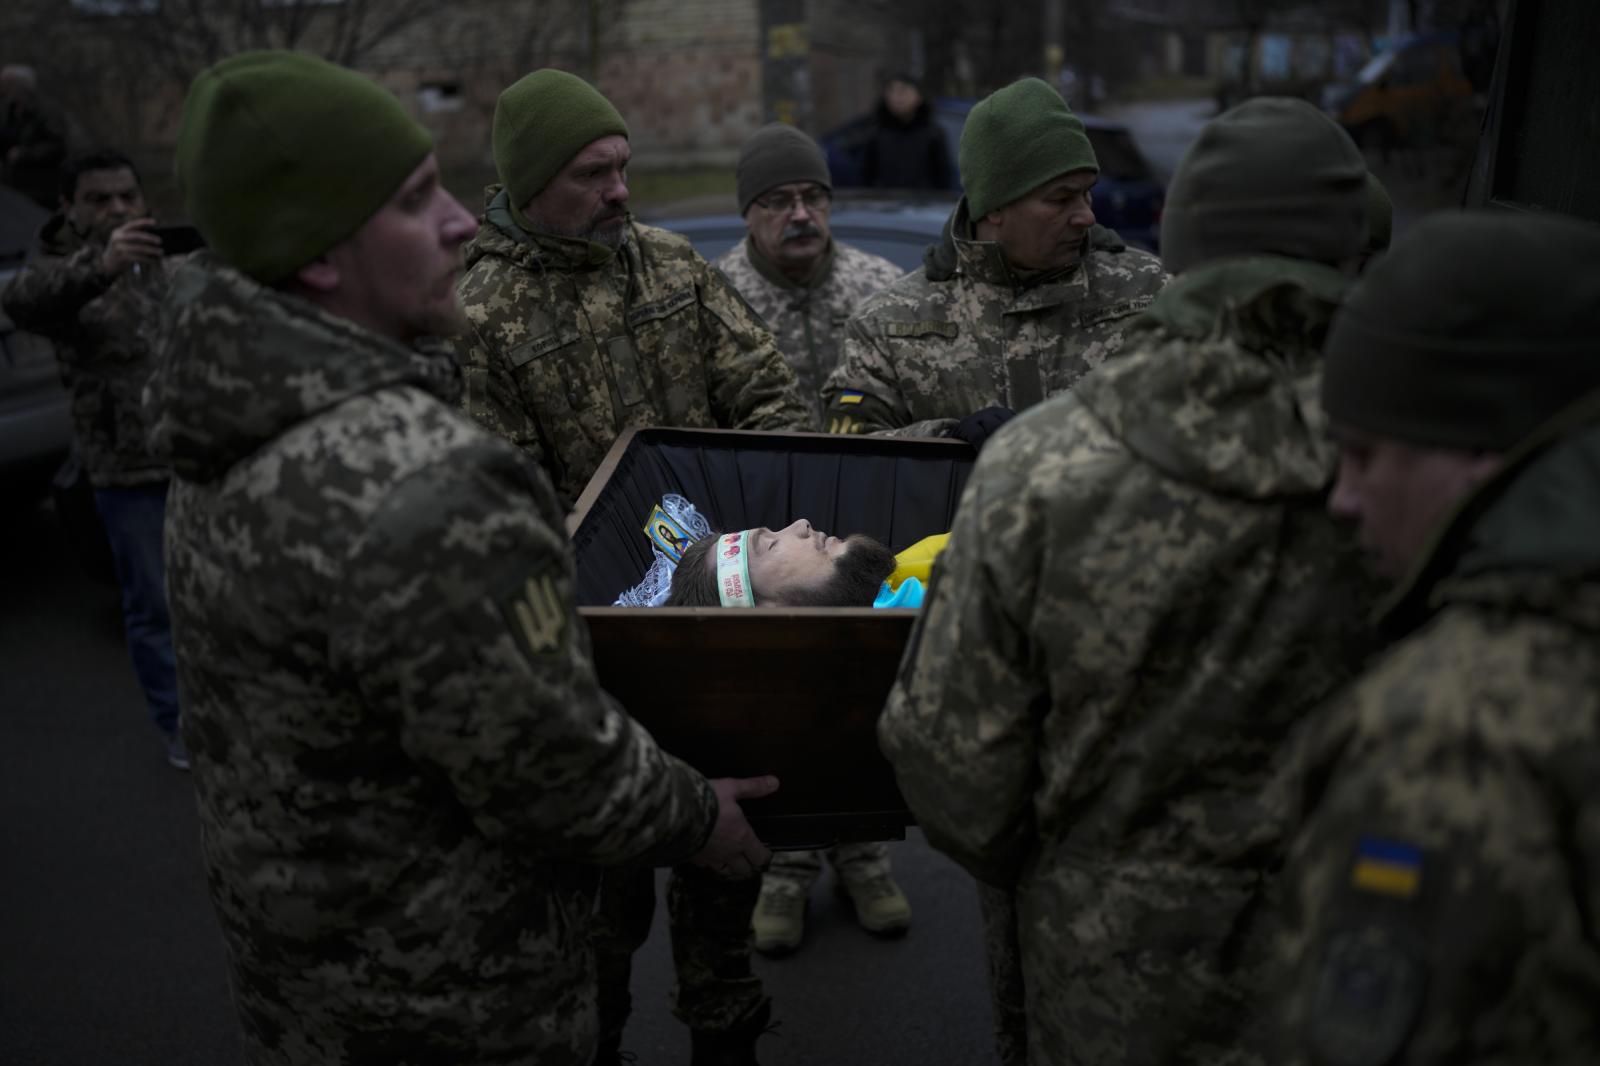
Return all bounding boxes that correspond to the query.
[714,123,902,424]
[1275,212,1600,1066]
[453,69,809,510]
[711,123,912,957]
[150,52,773,1066]
[2,149,183,767]
[454,70,807,1063]
[879,98,1381,1065]
[821,77,1167,440]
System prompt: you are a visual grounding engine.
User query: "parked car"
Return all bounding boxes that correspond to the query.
[1322,30,1476,152]
[819,98,1164,251]
[0,184,72,503]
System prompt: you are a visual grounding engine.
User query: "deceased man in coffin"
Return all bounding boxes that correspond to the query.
[569,428,973,846]
[664,521,947,611]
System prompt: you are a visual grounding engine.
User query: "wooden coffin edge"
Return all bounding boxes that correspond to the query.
[565,425,970,537]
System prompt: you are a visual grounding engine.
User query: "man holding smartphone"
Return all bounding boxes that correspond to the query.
[2,149,185,769]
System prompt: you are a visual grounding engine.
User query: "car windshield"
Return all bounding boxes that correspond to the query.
[1087,129,1149,182]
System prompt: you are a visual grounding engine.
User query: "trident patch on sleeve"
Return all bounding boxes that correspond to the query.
[502,572,568,660]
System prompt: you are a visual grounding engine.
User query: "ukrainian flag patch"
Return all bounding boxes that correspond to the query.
[1351,837,1422,899]
[837,390,864,405]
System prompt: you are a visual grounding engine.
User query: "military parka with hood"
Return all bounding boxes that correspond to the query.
[150,254,718,1066]
[820,200,1167,437]
[1276,393,1600,1066]
[1,213,172,487]
[453,189,811,507]
[880,256,1378,1065]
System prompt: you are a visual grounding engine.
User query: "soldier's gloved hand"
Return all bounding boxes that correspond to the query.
[950,406,1016,450]
[690,775,779,879]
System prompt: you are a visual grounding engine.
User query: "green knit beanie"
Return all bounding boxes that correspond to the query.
[737,123,831,213]
[959,78,1096,219]
[176,51,433,283]
[1322,211,1600,452]
[494,69,629,211]
[1159,97,1366,275]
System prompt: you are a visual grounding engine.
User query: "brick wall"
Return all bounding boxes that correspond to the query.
[600,0,763,167]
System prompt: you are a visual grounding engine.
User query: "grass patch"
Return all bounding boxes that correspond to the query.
[627,167,736,211]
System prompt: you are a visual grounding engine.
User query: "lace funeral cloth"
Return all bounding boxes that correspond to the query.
[613,493,714,606]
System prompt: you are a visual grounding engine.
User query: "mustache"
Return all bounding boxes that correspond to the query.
[781,221,822,242]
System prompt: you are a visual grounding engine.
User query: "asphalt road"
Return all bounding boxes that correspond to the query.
[0,498,998,1065]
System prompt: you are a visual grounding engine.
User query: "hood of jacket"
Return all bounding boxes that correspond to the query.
[921,197,1127,286]
[148,252,460,484]
[463,185,622,276]
[1071,254,1350,500]
[1383,388,1600,635]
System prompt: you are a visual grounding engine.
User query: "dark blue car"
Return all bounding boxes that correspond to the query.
[819,98,1164,251]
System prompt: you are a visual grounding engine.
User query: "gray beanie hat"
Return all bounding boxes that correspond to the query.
[1323,210,1600,453]
[1159,97,1367,275]
[737,124,831,214]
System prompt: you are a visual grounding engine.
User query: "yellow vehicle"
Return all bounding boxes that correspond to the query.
[1324,31,1476,151]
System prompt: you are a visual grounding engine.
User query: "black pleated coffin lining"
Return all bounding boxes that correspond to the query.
[571,429,977,607]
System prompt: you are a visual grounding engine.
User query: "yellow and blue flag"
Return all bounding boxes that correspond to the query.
[1350,836,1422,899]
[837,390,864,405]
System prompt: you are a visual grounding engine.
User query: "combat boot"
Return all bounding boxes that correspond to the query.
[750,877,806,955]
[836,870,912,936]
[689,999,772,1066]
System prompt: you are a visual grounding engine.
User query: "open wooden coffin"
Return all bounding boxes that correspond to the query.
[568,427,975,847]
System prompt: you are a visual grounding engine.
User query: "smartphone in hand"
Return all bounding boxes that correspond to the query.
[152,224,206,256]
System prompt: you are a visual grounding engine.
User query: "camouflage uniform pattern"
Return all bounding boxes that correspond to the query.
[149,253,718,1066]
[454,188,811,507]
[454,189,796,1038]
[714,233,902,891]
[1,214,171,487]
[879,256,1379,1065]
[821,201,1167,438]
[1275,405,1600,1066]
[713,236,902,423]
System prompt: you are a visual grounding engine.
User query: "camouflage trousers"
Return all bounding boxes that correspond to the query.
[764,840,891,888]
[978,882,1029,1066]
[593,863,766,1038]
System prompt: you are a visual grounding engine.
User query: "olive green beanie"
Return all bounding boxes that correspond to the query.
[493,69,629,211]
[1323,211,1600,452]
[1159,97,1366,275]
[737,123,831,213]
[959,78,1097,219]
[176,51,433,283]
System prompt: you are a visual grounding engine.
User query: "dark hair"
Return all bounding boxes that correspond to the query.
[59,150,141,202]
[665,534,722,607]
[663,531,896,608]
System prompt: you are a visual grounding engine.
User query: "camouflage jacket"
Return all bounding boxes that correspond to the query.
[454,189,810,507]
[149,254,718,1066]
[1,213,170,487]
[879,257,1378,1065]
[1275,396,1600,1066]
[713,236,902,424]
[821,200,1167,437]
